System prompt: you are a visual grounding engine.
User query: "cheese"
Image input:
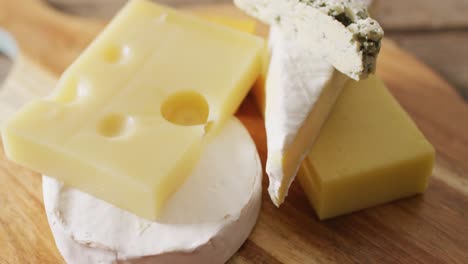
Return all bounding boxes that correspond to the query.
[43,118,262,264]
[1,0,264,220]
[234,0,384,80]
[202,15,257,34]
[298,76,435,219]
[264,27,347,206]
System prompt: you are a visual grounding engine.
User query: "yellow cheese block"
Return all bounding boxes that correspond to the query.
[298,76,435,219]
[1,0,264,220]
[202,15,256,34]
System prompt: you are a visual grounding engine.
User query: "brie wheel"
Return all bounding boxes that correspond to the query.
[43,118,262,264]
[265,27,347,206]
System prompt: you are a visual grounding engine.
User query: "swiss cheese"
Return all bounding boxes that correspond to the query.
[2,0,264,220]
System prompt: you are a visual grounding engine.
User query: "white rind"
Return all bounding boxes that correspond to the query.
[234,0,383,80]
[265,27,334,159]
[43,118,262,264]
[265,27,347,206]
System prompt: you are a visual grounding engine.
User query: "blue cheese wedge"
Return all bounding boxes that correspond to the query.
[234,0,384,80]
[265,27,347,206]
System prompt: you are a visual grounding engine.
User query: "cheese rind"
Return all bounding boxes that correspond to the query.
[265,27,347,206]
[298,76,435,219]
[234,0,383,80]
[44,118,262,264]
[2,0,264,220]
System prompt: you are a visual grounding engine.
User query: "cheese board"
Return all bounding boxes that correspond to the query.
[0,0,468,263]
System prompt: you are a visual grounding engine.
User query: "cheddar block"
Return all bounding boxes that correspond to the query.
[298,76,435,219]
[2,0,264,220]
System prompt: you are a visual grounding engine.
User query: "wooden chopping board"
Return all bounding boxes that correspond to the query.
[1,0,468,263]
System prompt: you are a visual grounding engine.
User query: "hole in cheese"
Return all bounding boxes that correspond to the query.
[161,91,209,126]
[97,114,135,138]
[52,76,91,104]
[102,45,131,64]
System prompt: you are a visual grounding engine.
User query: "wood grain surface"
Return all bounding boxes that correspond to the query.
[0,1,468,263]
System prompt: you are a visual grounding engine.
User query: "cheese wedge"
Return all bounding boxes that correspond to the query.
[265,27,348,206]
[2,0,264,220]
[298,76,435,219]
[234,0,384,80]
[44,118,262,264]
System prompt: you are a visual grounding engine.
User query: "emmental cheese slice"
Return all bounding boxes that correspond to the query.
[298,76,435,219]
[2,0,264,220]
[43,118,262,264]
